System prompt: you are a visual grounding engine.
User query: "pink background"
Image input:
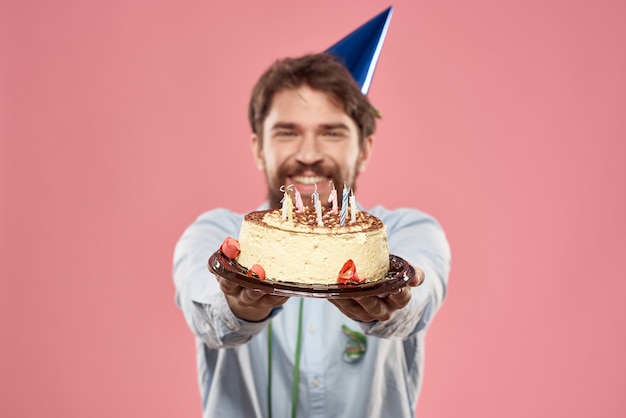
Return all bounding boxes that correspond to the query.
[2,0,625,417]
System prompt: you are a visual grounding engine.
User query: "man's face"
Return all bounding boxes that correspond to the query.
[252,85,373,209]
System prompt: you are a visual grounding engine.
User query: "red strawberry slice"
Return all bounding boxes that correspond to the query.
[219,237,240,259]
[247,264,266,281]
[337,259,366,284]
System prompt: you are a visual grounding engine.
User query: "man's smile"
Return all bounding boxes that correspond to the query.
[290,175,329,185]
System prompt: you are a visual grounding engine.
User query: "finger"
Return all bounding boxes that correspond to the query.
[217,277,243,297]
[358,286,412,318]
[329,299,374,322]
[238,288,266,305]
[328,298,360,314]
[409,268,425,287]
[257,294,289,308]
[353,296,392,321]
[217,275,276,300]
[384,286,412,309]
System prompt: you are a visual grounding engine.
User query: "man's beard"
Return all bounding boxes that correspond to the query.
[265,162,356,209]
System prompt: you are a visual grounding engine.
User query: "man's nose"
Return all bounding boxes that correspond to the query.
[294,135,323,165]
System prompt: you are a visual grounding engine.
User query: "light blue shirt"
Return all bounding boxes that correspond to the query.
[173,204,451,418]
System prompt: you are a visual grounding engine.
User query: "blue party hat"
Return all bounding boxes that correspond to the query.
[325,6,393,95]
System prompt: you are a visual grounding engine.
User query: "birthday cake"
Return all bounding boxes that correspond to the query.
[228,207,389,285]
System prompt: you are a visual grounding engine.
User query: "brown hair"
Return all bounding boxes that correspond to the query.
[248,53,377,145]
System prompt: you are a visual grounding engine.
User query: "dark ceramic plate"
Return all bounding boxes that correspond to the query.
[208,251,419,299]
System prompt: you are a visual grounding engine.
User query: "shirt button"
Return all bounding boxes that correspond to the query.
[308,325,317,333]
[312,379,321,388]
[226,320,235,330]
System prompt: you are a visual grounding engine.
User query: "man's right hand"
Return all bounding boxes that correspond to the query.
[217,276,289,322]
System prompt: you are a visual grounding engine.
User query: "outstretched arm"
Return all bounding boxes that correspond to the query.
[330,207,451,339]
[174,208,284,348]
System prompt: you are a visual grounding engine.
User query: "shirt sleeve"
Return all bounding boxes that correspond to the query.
[173,208,280,348]
[359,206,452,339]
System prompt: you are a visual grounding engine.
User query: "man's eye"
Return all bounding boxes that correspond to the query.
[323,130,345,139]
[275,130,296,137]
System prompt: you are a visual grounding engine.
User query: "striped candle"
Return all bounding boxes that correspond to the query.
[340,183,349,226]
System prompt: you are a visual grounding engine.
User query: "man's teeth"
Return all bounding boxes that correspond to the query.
[292,176,327,185]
